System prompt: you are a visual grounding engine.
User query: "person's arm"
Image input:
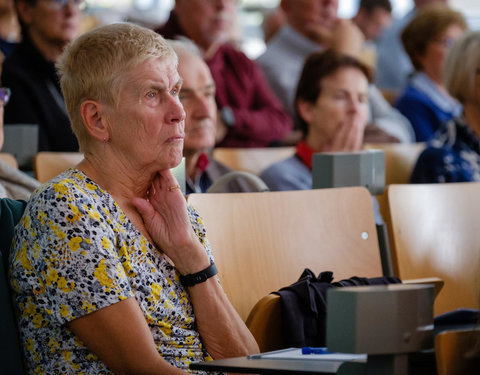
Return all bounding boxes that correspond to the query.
[68,298,186,375]
[368,85,415,143]
[133,170,259,359]
[305,19,364,58]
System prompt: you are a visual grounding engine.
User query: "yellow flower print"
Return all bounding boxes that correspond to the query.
[85,183,97,191]
[37,211,48,225]
[24,301,36,317]
[32,313,44,328]
[68,237,82,251]
[18,246,33,270]
[53,183,69,196]
[48,337,60,353]
[159,321,173,336]
[88,209,101,221]
[66,204,82,222]
[94,259,114,289]
[151,283,162,300]
[58,277,74,293]
[25,338,34,352]
[59,304,70,319]
[62,350,72,362]
[45,269,59,286]
[101,237,111,250]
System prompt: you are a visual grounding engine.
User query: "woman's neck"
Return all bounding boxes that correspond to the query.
[305,132,326,153]
[78,151,154,207]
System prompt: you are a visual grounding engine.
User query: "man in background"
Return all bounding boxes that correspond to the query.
[352,0,392,43]
[156,0,293,148]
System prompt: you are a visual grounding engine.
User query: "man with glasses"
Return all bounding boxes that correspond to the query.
[0,86,40,198]
[156,0,293,148]
[1,0,85,153]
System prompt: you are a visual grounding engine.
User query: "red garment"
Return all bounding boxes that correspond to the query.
[156,12,293,147]
[295,141,314,170]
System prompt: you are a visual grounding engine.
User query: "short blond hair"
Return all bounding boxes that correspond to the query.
[57,23,176,151]
[443,31,480,104]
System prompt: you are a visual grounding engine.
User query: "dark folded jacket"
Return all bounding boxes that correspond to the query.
[274,269,401,348]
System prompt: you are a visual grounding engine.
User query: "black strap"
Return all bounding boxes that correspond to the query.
[179,263,218,287]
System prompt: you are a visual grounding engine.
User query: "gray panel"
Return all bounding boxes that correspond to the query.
[312,150,386,195]
[3,124,39,170]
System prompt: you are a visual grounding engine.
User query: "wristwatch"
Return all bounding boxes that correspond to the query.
[221,106,235,128]
[179,263,218,287]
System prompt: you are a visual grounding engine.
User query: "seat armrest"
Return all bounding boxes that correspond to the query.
[403,277,444,299]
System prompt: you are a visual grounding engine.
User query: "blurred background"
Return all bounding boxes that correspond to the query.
[84,0,480,59]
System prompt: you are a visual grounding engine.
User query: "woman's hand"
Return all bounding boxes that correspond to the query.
[132,170,209,275]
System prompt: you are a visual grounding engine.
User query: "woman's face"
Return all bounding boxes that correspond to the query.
[418,24,464,84]
[104,57,186,172]
[300,66,369,150]
[20,0,82,48]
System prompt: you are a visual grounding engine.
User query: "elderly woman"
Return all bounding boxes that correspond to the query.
[260,49,382,223]
[410,31,480,183]
[394,4,467,142]
[9,23,258,374]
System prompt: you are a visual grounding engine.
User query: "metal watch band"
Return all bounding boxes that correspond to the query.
[179,263,218,287]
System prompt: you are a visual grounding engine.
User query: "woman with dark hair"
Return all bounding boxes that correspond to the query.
[411,31,480,183]
[394,4,467,142]
[260,49,371,191]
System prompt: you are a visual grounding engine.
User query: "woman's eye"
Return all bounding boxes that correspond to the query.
[146,91,156,99]
[170,88,179,96]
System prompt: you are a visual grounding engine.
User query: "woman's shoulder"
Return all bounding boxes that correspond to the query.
[28,168,108,213]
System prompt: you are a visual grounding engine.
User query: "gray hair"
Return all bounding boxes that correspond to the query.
[167,37,203,59]
[443,31,480,104]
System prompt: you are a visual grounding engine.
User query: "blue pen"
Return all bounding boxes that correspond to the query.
[301,347,331,355]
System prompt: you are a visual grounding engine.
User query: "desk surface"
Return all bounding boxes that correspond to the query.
[189,350,436,375]
[189,356,349,374]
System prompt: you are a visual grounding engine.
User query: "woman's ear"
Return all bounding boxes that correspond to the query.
[297,99,314,125]
[80,100,109,142]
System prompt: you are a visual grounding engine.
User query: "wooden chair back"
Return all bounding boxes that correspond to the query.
[187,187,383,322]
[34,152,83,183]
[435,328,480,375]
[0,153,18,169]
[387,182,480,316]
[212,147,295,176]
[363,142,426,241]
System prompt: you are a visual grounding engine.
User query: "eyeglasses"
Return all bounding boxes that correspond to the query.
[0,88,11,106]
[433,37,456,49]
[43,0,87,10]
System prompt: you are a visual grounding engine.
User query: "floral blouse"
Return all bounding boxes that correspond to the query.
[410,116,480,183]
[9,168,215,374]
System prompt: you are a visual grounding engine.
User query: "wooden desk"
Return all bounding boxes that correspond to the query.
[189,356,359,374]
[189,350,436,375]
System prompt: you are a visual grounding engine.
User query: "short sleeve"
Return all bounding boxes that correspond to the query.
[11,179,134,325]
